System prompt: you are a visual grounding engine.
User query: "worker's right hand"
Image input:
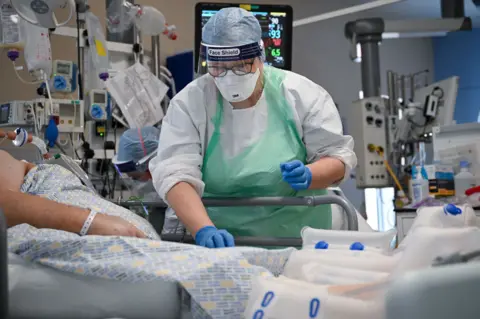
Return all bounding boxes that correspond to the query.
[88,214,147,238]
[194,226,235,248]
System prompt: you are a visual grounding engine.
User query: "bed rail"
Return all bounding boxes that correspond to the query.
[119,194,359,247]
[0,208,8,318]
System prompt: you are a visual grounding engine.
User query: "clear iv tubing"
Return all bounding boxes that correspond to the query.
[43,72,55,116]
[12,62,44,85]
[418,142,426,167]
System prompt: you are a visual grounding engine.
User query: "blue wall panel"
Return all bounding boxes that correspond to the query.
[433,29,480,123]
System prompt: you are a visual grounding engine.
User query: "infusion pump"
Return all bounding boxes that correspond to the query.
[0,101,35,127]
[86,89,108,121]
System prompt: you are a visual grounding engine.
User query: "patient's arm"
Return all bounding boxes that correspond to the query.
[0,150,146,237]
[0,188,90,232]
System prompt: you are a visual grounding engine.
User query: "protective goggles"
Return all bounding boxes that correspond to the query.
[113,151,156,174]
[198,41,263,77]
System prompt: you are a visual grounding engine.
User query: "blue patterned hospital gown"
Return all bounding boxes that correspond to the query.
[8,163,295,319]
[20,164,160,240]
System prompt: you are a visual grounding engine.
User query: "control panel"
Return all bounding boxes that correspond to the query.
[86,89,108,121]
[52,60,78,93]
[347,98,390,188]
[34,98,84,133]
[0,101,35,127]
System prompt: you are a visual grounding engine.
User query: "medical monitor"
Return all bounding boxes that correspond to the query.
[195,3,293,71]
[413,76,459,134]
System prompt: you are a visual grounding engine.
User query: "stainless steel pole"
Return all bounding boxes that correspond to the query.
[151,35,161,78]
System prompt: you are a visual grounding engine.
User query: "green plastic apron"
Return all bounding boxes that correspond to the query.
[202,66,332,238]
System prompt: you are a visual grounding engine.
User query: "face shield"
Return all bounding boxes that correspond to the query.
[198,41,264,102]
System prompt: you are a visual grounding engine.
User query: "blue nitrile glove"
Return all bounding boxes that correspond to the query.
[280,160,312,190]
[195,226,235,248]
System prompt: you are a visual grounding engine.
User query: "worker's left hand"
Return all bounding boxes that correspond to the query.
[280,160,312,191]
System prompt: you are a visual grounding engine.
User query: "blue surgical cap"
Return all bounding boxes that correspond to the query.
[116,126,160,167]
[202,7,262,46]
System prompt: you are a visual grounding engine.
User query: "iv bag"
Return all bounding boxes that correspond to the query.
[106,62,167,128]
[23,22,52,76]
[134,6,166,36]
[106,1,166,36]
[85,12,110,81]
[0,1,25,49]
[106,0,137,34]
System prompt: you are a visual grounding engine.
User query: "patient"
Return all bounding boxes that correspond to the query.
[0,149,160,240]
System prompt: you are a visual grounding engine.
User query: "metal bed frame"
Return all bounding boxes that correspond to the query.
[118,193,359,247]
[0,194,357,318]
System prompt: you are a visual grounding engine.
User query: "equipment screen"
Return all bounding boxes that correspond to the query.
[56,62,71,75]
[0,104,10,124]
[195,3,293,71]
[94,93,106,104]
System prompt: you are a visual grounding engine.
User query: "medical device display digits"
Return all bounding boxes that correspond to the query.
[195,3,293,71]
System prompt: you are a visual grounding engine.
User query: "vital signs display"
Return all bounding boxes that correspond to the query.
[195,3,293,71]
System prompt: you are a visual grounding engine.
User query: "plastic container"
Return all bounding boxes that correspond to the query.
[301,227,396,253]
[283,250,399,276]
[244,276,383,319]
[465,186,480,207]
[0,3,25,50]
[85,12,110,81]
[134,6,166,36]
[392,226,480,276]
[294,263,390,285]
[454,161,476,197]
[398,204,478,252]
[409,165,429,204]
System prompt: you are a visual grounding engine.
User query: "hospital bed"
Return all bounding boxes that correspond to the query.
[119,190,361,246]
[2,194,358,319]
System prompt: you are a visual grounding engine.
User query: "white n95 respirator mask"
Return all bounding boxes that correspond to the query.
[214,69,260,103]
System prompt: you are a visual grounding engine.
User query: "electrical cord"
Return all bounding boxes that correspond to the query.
[75,3,84,100]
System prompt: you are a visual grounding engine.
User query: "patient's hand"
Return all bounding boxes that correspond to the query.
[88,214,147,238]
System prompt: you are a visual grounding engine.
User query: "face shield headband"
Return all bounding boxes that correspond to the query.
[198,41,263,75]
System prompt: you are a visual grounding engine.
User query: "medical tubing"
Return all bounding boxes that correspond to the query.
[12,62,44,85]
[0,208,8,318]
[43,72,55,116]
[119,195,359,231]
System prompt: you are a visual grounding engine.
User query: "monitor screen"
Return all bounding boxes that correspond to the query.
[0,103,9,124]
[94,92,106,104]
[195,3,293,71]
[56,62,71,75]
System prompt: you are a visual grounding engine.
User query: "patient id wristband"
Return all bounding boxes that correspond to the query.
[80,210,98,236]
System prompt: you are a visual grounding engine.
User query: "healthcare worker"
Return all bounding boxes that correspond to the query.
[149,7,357,248]
[113,126,166,234]
[113,126,160,196]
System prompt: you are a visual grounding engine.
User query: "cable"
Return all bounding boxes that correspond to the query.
[75,3,84,100]
[12,62,44,85]
[70,133,81,160]
[375,147,407,198]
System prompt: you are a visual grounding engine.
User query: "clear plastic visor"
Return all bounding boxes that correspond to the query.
[198,42,262,77]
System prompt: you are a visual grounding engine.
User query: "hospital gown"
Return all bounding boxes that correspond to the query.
[7,163,296,318]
